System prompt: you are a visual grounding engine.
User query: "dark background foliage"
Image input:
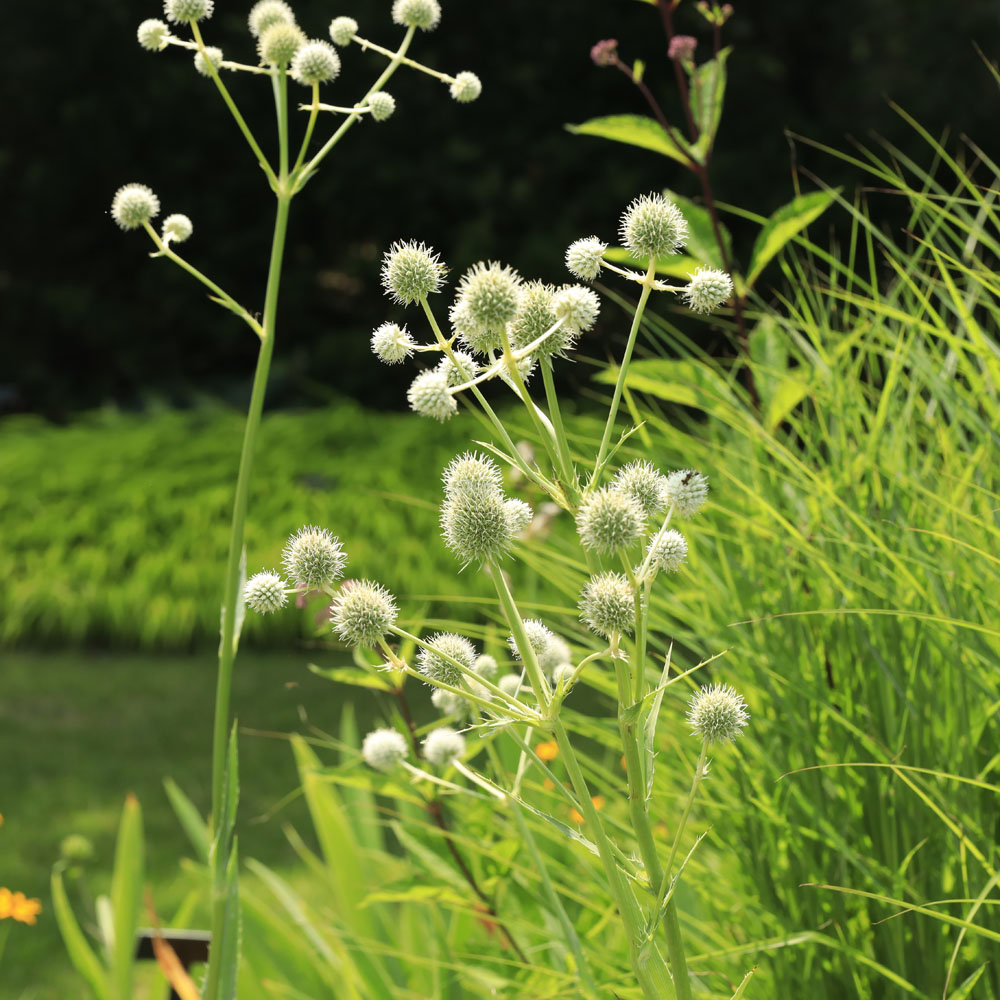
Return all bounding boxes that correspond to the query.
[3,0,996,418]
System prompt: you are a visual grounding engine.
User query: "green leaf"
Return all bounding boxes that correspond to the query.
[218,839,241,1000]
[642,651,673,801]
[746,190,838,288]
[50,870,111,1000]
[730,967,757,999]
[565,115,694,166]
[689,49,730,161]
[749,317,811,430]
[665,189,733,270]
[163,777,210,864]
[360,885,472,909]
[109,795,144,1000]
[632,59,645,85]
[307,663,393,691]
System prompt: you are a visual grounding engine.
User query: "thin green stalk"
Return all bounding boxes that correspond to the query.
[274,70,289,179]
[540,355,578,497]
[291,81,320,176]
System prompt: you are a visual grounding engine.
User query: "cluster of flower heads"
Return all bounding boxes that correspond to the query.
[361,723,466,772]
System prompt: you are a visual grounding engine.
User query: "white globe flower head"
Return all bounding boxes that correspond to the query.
[164,0,214,23]
[436,350,480,387]
[508,281,557,358]
[508,618,554,663]
[407,370,457,421]
[541,634,571,674]
[449,71,482,103]
[687,683,749,745]
[440,489,514,565]
[161,213,193,245]
[111,183,160,231]
[431,687,468,718]
[362,728,409,771]
[194,45,224,77]
[612,460,670,517]
[137,19,170,51]
[328,15,358,46]
[553,284,601,340]
[498,674,523,698]
[455,261,523,332]
[244,570,288,614]
[620,192,689,259]
[282,525,347,587]
[664,469,709,518]
[646,529,687,573]
[417,632,477,687]
[504,498,532,535]
[381,240,447,304]
[424,727,466,767]
[565,237,607,282]
[259,22,306,66]
[473,653,499,681]
[291,40,340,85]
[450,300,499,355]
[443,451,503,498]
[368,91,396,122]
[249,0,295,37]
[579,572,634,638]
[371,322,415,364]
[684,267,734,314]
[331,580,398,647]
[392,0,441,31]
[576,486,646,553]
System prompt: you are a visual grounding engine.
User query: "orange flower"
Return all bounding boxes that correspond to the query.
[569,796,605,826]
[535,740,559,762]
[0,887,42,926]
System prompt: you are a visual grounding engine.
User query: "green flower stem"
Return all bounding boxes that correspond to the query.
[354,34,453,83]
[591,258,658,486]
[539,357,578,501]
[274,70,289,179]
[634,579,651,704]
[291,81,320,176]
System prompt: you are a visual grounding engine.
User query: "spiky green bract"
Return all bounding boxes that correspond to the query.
[498,674,522,698]
[371,322,414,364]
[443,452,503,498]
[576,487,646,553]
[508,618,553,664]
[161,213,193,244]
[424,726,465,766]
[449,71,481,103]
[381,240,447,304]
[194,45,224,76]
[612,460,669,517]
[455,261,523,331]
[111,184,160,231]
[249,0,294,36]
[566,236,607,282]
[665,469,709,517]
[504,498,532,535]
[362,728,408,770]
[646,529,687,573]
[137,19,170,51]
[259,22,305,65]
[553,284,600,340]
[244,570,288,614]
[441,490,514,564]
[392,0,441,31]
[437,350,480,387]
[474,654,499,681]
[450,300,499,355]
[331,580,398,647]
[684,267,734,313]
[282,525,347,587]
[509,282,559,360]
[580,572,634,638]
[687,683,749,744]
[417,632,477,687]
[368,91,396,121]
[164,0,213,23]
[328,15,358,45]
[291,39,340,85]
[620,192,688,259]
[431,687,467,717]
[407,370,456,421]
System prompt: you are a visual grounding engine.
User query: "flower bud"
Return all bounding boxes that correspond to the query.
[392,0,441,31]
[498,674,523,698]
[194,45,224,77]
[441,489,514,564]
[431,687,468,717]
[443,451,504,498]
[474,653,499,681]
[163,0,214,24]
[576,487,646,553]
[620,193,688,259]
[259,22,306,66]
[565,237,607,282]
[407,370,457,421]
[161,213,193,244]
[368,91,396,121]
[553,284,600,337]
[664,469,709,517]
[381,240,447,304]
[417,632,477,687]
[291,40,340,85]
[282,525,347,587]
[646,528,687,573]
[612,460,669,517]
[449,71,481,103]
[668,35,698,62]
[508,619,553,663]
[504,498,532,535]
[683,267,733,314]
[686,683,749,744]
[245,570,288,614]
[455,261,522,331]
[551,663,575,689]
[331,580,398,647]
[450,300,499,355]
[579,572,634,638]
[60,834,95,863]
[111,183,160,231]
[137,19,170,51]
[590,39,618,67]
[509,282,559,359]
[328,15,358,46]
[424,726,465,767]
[542,635,572,674]
[436,350,480,387]
[371,321,414,364]
[248,0,294,36]
[362,727,408,770]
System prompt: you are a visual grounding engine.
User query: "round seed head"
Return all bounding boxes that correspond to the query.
[508,618,553,663]
[362,727,408,770]
[443,452,503,498]
[424,726,465,767]
[474,653,499,681]
[683,267,733,314]
[450,300,500,355]
[436,350,480,387]
[368,91,396,121]
[392,0,441,31]
[164,0,214,23]
[504,498,532,535]
[456,261,523,331]
[137,19,170,51]
[579,572,634,638]
[551,663,575,689]
[194,45,224,77]
[441,490,514,565]
[249,0,295,36]
[566,236,607,282]
[407,370,457,421]
[498,355,537,388]
[509,282,559,359]
[417,632,477,687]
[161,213,193,244]
[576,487,646,553]
[612,460,669,517]
[282,525,347,587]
[111,183,160,231]
[498,674,523,698]
[620,193,688,259]
[331,580,398,647]
[244,570,288,614]
[449,71,481,103]
[431,687,468,717]
[60,833,95,863]
[542,635,572,674]
[381,240,447,304]
[371,321,414,364]
[553,284,601,341]
[259,22,306,65]
[291,40,340,85]
[686,683,749,744]
[664,469,709,517]
[646,529,687,573]
[328,15,358,45]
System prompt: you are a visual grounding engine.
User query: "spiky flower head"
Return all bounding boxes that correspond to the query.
[474,653,499,681]
[443,452,503,498]
[449,71,482,103]
[282,525,347,587]
[60,833,95,863]
[553,284,601,337]
[551,663,575,689]
[456,261,523,331]
[646,529,687,573]
[498,674,523,698]
[328,15,358,45]
[371,322,414,364]
[437,350,480,387]
[244,570,288,614]
[504,498,532,535]
[441,490,514,565]
[368,91,396,121]
[424,727,465,767]
[576,487,646,553]
[417,632,477,687]
[161,213,193,244]
[164,0,214,22]
[450,301,499,355]
[579,572,634,637]
[509,282,559,359]
[111,184,160,231]
[332,580,398,647]
[194,45,224,77]
[381,240,447,304]
[683,268,733,314]
[542,635,572,674]
[508,619,554,663]
[249,0,294,36]
[407,370,457,421]
[686,683,749,744]
[664,469,709,517]
[362,728,408,770]
[566,237,607,282]
[620,193,688,259]
[392,0,441,31]
[431,687,467,717]
[612,460,669,517]
[137,19,170,51]
[291,40,340,85]
[259,21,306,65]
